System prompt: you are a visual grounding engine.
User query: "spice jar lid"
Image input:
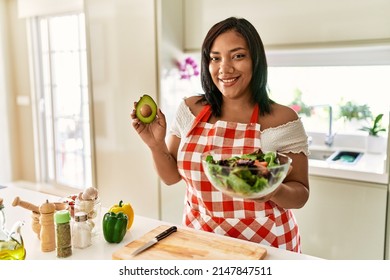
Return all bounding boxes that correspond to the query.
[55,210,71,224]
[74,211,88,222]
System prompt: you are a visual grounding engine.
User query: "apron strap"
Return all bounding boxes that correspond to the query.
[186,105,212,137]
[186,103,259,137]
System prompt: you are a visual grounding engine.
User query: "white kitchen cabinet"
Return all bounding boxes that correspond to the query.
[184,0,390,51]
[293,175,387,260]
[157,0,190,224]
[84,0,160,219]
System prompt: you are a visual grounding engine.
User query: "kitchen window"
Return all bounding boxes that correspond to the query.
[266,46,390,135]
[29,13,93,190]
[268,65,390,134]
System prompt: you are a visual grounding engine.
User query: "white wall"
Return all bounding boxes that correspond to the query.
[9,0,35,182]
[0,0,13,183]
[17,0,82,17]
[184,0,390,51]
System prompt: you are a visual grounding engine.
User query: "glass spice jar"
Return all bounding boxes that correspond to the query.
[72,212,92,249]
[74,197,101,236]
[54,210,72,258]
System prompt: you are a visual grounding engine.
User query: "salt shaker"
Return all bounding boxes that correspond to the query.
[54,210,72,258]
[72,211,92,249]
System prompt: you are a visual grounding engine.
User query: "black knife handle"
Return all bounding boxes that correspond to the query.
[155,226,177,241]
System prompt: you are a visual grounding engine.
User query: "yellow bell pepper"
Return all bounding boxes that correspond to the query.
[109,200,134,230]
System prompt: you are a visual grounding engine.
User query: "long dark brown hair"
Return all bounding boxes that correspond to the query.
[199,17,273,116]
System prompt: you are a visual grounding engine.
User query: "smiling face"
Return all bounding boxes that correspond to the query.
[209,30,253,101]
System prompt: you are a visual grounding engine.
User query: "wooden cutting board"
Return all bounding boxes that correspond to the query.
[112,225,267,260]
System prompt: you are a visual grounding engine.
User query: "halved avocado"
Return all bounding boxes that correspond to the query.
[135,94,157,124]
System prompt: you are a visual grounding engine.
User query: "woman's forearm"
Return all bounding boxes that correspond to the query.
[270,152,309,209]
[271,181,309,209]
[150,144,182,185]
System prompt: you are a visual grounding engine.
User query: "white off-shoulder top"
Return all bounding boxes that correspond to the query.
[170,99,309,155]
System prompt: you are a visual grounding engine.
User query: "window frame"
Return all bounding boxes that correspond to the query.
[266,44,390,67]
[27,12,96,192]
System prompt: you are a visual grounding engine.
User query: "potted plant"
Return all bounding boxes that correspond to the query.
[338,101,372,121]
[359,113,386,136]
[338,100,372,131]
[359,113,387,154]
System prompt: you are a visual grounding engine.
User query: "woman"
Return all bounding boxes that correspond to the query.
[131,17,309,252]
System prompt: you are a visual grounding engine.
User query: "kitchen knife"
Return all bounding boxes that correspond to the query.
[131,226,177,256]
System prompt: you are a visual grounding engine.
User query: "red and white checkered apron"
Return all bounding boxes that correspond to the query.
[177,104,301,252]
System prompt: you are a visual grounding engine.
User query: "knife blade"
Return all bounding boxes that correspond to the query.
[131,226,177,256]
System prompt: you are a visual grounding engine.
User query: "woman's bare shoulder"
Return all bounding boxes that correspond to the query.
[184,95,205,116]
[262,103,299,129]
[273,103,299,121]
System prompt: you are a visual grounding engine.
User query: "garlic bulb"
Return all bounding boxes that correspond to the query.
[81,187,98,200]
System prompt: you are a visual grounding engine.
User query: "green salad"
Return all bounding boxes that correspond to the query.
[203,149,282,195]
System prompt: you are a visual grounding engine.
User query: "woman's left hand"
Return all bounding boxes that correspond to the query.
[131,102,167,148]
[251,165,293,203]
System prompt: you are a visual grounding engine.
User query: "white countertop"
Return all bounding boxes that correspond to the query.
[0,185,320,260]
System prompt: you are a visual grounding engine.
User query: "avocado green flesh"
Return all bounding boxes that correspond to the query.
[135,94,157,124]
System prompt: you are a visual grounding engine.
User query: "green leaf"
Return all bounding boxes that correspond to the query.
[359,113,386,136]
[263,151,278,167]
[227,173,252,194]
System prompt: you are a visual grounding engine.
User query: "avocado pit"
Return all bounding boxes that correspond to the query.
[140,104,152,118]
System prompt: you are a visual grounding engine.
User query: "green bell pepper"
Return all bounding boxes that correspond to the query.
[102,211,128,243]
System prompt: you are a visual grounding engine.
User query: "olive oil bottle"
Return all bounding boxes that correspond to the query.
[0,198,26,260]
[0,239,26,260]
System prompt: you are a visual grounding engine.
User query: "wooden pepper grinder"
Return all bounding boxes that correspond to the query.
[39,199,56,252]
[12,196,41,239]
[12,196,69,240]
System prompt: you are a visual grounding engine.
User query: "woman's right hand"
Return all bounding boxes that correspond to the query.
[131,102,167,148]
